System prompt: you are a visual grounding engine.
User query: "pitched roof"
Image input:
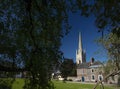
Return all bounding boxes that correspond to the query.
[91,61,102,65]
[77,63,89,69]
[77,61,102,69]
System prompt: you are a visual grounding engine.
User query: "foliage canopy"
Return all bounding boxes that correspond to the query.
[0,0,120,89]
[60,58,76,80]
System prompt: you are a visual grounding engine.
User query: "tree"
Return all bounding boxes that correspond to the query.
[76,0,120,36]
[97,30,120,85]
[60,58,76,81]
[98,32,120,70]
[0,0,74,89]
[0,0,119,89]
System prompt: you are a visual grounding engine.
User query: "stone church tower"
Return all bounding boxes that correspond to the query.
[76,32,86,64]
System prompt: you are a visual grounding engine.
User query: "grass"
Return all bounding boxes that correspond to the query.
[11,79,119,89]
[12,79,24,89]
[53,80,116,89]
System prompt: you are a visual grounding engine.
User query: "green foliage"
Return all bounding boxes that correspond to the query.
[0,0,75,89]
[0,0,120,89]
[60,59,76,80]
[97,30,120,85]
[0,78,15,89]
[77,0,120,31]
[98,32,120,71]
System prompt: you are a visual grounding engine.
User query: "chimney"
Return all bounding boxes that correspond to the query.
[91,57,95,64]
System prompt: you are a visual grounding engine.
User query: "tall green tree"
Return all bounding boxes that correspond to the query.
[60,58,76,81]
[0,0,74,89]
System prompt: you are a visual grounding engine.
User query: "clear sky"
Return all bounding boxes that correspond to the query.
[60,12,107,63]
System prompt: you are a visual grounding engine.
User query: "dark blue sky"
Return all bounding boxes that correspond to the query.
[61,12,107,62]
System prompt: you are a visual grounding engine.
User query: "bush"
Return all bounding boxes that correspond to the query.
[68,79,72,81]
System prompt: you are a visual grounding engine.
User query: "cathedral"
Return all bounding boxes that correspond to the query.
[75,32,119,84]
[76,32,86,64]
[76,32,104,82]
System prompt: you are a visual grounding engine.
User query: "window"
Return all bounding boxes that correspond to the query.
[98,75,103,81]
[99,76,102,81]
[92,75,95,80]
[91,69,94,72]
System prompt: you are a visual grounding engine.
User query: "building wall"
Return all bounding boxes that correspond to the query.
[89,68,102,82]
[77,68,90,82]
[77,67,104,82]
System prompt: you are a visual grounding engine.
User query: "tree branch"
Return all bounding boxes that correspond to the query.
[93,70,120,89]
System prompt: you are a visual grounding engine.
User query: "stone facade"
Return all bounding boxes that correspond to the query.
[77,61,104,82]
[76,33,104,82]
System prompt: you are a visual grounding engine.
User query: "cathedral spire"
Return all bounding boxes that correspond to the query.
[76,32,86,64]
[79,32,82,51]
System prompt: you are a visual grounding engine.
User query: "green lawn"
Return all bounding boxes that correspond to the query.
[12,79,119,89]
[12,79,24,89]
[53,81,117,89]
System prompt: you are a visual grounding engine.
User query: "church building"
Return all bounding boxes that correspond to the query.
[76,32,104,82]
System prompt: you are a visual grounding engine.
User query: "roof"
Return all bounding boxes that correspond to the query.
[89,65,102,68]
[77,63,89,69]
[77,61,102,69]
[91,61,102,65]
